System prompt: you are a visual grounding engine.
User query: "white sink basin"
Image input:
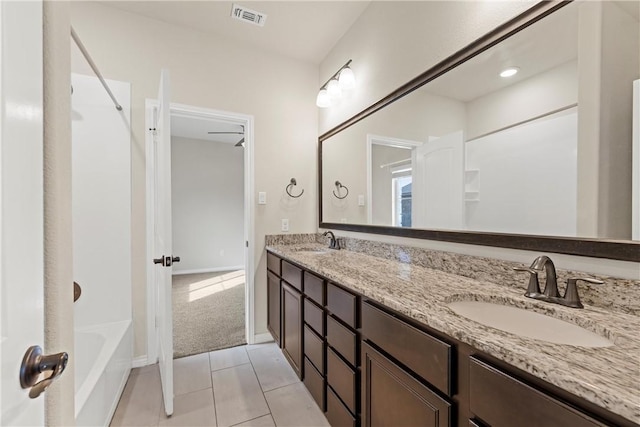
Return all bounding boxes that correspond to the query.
[447,301,613,348]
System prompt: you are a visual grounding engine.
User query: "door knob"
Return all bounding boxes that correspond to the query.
[20,345,68,398]
[153,256,180,267]
[73,281,82,302]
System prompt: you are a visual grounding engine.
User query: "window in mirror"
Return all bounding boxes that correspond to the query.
[392,174,412,227]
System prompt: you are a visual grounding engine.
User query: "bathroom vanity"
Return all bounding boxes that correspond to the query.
[265,241,639,427]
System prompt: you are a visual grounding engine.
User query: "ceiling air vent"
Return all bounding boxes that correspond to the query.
[231,4,267,27]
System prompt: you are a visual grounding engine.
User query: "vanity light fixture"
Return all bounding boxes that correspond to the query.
[500,67,520,78]
[316,59,355,108]
[327,78,342,100]
[316,89,331,108]
[338,66,355,90]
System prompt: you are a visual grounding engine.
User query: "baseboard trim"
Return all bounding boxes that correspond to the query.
[253,333,274,344]
[132,355,150,368]
[172,265,245,276]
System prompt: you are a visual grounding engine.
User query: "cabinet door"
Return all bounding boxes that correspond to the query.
[267,271,281,346]
[282,282,303,378]
[362,342,451,427]
[469,357,607,427]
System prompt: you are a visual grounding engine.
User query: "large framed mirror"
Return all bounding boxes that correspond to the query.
[319,1,640,261]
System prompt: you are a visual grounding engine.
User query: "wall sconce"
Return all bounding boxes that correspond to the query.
[316,59,355,108]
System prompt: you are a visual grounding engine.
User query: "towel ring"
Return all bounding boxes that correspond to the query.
[333,181,349,199]
[286,178,304,198]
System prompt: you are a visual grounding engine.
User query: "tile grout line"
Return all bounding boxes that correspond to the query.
[246,346,277,426]
[207,349,220,427]
[209,351,220,427]
[210,360,252,373]
[229,413,276,427]
[261,380,301,395]
[247,344,300,396]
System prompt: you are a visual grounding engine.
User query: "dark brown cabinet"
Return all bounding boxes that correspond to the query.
[361,341,451,427]
[281,282,303,378]
[325,284,360,424]
[361,301,451,396]
[469,357,607,427]
[327,386,357,427]
[266,250,632,427]
[267,271,281,346]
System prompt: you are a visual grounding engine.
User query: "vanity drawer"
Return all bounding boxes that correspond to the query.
[304,298,324,336]
[267,252,281,276]
[469,357,606,427]
[326,386,356,427]
[361,342,451,427]
[304,324,324,374]
[282,261,303,291]
[327,314,357,366]
[327,282,358,328]
[303,357,325,411]
[327,347,357,414]
[361,301,451,396]
[304,271,324,305]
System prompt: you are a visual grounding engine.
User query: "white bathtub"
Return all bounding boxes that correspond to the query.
[75,320,132,426]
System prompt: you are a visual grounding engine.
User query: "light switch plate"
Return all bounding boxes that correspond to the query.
[358,194,365,206]
[281,218,289,232]
[258,192,266,204]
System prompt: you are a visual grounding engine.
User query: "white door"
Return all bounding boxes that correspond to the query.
[0,1,46,425]
[412,130,465,230]
[153,69,174,416]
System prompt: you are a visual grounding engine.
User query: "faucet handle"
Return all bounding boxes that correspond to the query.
[563,277,604,309]
[513,267,542,297]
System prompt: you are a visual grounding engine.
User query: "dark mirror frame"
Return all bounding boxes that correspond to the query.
[319,0,640,262]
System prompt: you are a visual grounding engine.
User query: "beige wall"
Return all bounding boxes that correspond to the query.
[171,136,244,272]
[466,60,578,140]
[70,2,318,359]
[322,90,465,224]
[319,1,640,279]
[577,1,640,239]
[319,1,537,133]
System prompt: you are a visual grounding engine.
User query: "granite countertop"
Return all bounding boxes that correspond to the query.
[266,243,640,424]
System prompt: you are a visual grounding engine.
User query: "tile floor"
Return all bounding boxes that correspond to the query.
[110,342,330,427]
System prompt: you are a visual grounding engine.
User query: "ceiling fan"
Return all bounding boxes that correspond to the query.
[208,125,245,147]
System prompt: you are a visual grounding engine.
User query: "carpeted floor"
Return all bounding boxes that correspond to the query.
[172,270,246,359]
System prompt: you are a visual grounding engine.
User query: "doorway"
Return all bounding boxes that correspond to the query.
[366,134,421,226]
[171,113,246,357]
[145,102,255,364]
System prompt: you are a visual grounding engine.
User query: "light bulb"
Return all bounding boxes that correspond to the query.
[327,79,342,99]
[338,67,355,90]
[316,89,331,108]
[500,67,519,78]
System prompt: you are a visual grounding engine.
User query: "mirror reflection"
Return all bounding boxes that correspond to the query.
[322,1,639,241]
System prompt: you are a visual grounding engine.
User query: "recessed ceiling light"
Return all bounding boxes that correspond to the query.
[500,67,520,78]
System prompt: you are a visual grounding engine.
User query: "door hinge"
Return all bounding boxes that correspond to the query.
[246,241,249,248]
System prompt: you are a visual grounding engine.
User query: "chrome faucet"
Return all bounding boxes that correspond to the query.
[322,231,340,250]
[514,255,603,309]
